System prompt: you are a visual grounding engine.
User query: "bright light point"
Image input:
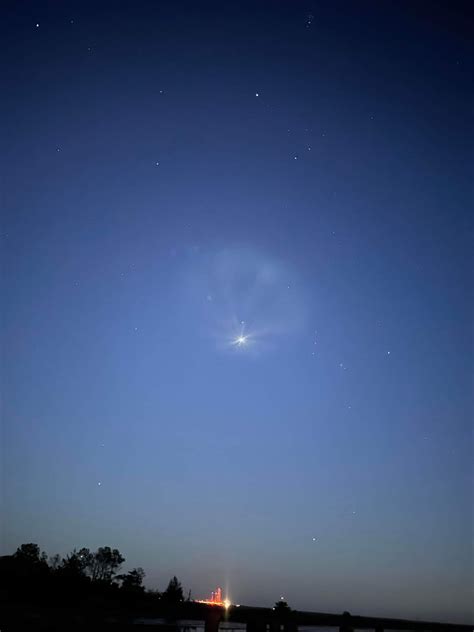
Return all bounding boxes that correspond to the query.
[312,537,317,541]
[255,92,259,97]
[36,23,40,27]
[235,335,247,346]
[224,599,231,609]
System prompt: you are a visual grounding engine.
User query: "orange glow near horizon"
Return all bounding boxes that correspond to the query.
[195,587,231,608]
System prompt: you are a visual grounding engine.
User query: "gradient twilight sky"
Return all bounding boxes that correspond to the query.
[1,0,472,623]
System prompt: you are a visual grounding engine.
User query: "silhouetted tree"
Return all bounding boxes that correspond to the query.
[48,553,62,571]
[58,546,124,583]
[88,546,125,582]
[0,543,50,603]
[162,576,184,603]
[274,600,291,613]
[13,543,48,567]
[58,548,93,578]
[116,567,145,592]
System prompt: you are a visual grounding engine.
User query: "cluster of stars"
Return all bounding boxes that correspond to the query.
[312,330,317,356]
[253,93,326,162]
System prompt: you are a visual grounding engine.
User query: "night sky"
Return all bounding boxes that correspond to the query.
[2,0,472,623]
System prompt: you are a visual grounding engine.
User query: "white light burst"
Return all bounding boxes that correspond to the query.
[234,335,248,346]
[185,247,307,354]
[232,320,252,348]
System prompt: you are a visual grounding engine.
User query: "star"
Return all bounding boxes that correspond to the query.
[36,23,40,28]
[312,537,317,541]
[97,482,102,486]
[255,92,259,97]
[235,335,247,346]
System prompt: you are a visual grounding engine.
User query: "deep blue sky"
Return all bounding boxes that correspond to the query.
[1,0,472,623]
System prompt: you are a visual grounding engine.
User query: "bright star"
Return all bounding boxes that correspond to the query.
[235,335,247,346]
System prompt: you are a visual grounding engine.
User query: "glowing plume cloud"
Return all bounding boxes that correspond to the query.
[184,247,307,354]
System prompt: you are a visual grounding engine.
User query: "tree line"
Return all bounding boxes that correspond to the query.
[0,542,186,605]
[1,542,293,618]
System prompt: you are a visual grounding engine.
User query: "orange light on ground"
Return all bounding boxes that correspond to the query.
[195,587,231,608]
